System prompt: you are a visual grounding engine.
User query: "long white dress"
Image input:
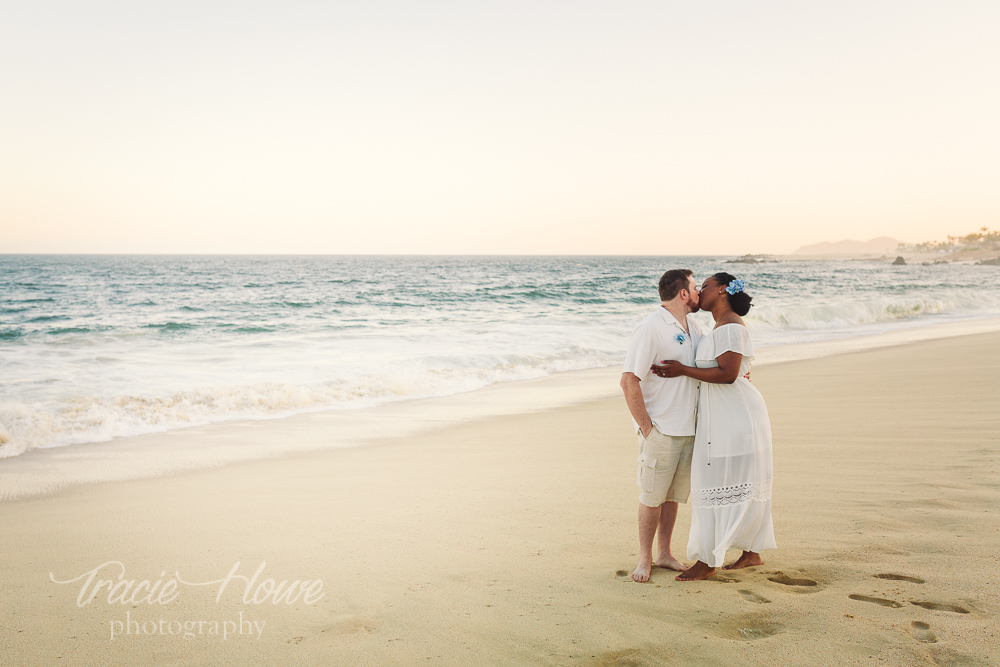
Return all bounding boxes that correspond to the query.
[687,323,776,567]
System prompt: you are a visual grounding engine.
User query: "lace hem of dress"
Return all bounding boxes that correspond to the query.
[691,480,772,508]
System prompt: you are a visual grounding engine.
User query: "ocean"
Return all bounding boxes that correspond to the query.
[2,254,999,460]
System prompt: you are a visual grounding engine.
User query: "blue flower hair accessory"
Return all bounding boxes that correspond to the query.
[725,279,746,295]
[674,332,687,345]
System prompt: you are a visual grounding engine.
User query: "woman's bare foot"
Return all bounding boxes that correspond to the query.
[653,556,687,572]
[722,551,763,570]
[675,561,716,581]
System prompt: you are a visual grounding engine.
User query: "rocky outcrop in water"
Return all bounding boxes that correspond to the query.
[725,255,778,264]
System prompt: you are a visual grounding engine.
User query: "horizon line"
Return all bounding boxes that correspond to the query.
[0,251,862,258]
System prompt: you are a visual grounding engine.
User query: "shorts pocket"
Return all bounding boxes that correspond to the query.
[636,454,657,494]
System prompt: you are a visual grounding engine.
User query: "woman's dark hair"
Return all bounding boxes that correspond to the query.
[712,272,753,316]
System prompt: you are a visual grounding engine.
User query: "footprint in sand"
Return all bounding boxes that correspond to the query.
[767,572,818,587]
[874,573,926,584]
[848,594,903,608]
[712,612,783,641]
[615,570,631,581]
[910,621,937,643]
[929,647,983,666]
[738,590,771,604]
[910,601,970,614]
[318,616,377,637]
[584,648,674,666]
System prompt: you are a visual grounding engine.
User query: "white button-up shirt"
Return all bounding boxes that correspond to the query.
[622,307,703,436]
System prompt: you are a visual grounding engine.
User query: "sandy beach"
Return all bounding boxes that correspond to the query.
[2,332,998,666]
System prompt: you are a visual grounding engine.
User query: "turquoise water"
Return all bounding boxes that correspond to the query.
[2,254,998,457]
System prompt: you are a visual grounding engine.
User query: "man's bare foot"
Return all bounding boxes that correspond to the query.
[675,561,716,581]
[631,559,652,583]
[722,551,763,570]
[652,556,686,572]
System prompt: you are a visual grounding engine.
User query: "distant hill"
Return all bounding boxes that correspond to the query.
[793,237,901,255]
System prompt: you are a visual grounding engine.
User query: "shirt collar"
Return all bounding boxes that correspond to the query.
[659,306,687,332]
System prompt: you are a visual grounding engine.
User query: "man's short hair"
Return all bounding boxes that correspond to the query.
[658,269,693,301]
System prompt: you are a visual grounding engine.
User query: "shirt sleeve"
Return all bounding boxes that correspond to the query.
[622,323,657,380]
[714,325,755,358]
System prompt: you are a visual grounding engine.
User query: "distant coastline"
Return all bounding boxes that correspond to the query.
[791,229,1000,264]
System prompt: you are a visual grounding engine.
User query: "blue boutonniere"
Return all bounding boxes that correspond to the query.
[674,332,687,345]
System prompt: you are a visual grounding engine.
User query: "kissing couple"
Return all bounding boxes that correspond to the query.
[620,269,775,582]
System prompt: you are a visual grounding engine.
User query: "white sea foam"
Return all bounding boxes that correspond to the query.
[0,349,623,459]
[750,293,980,330]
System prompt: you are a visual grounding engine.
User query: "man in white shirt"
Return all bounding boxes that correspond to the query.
[620,269,702,582]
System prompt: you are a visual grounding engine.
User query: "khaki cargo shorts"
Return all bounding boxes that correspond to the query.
[636,427,695,507]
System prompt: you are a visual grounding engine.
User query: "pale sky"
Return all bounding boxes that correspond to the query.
[1,1,997,255]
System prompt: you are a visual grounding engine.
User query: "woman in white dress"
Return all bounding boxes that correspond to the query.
[653,272,776,581]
